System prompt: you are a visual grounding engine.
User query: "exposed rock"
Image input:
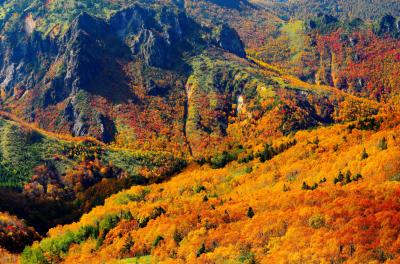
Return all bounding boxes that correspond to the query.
[111,5,200,68]
[132,29,169,68]
[63,101,76,123]
[0,4,247,143]
[317,13,338,25]
[0,31,56,97]
[379,15,398,36]
[99,114,117,143]
[72,114,89,137]
[214,24,246,58]
[60,12,132,103]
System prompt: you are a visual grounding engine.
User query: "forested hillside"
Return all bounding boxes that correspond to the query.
[253,0,400,20]
[22,111,400,263]
[0,0,399,263]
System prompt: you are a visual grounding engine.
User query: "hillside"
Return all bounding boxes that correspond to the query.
[0,0,400,263]
[21,110,400,263]
[0,114,185,240]
[248,14,400,102]
[253,0,400,20]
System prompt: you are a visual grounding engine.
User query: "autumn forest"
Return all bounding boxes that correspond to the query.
[0,0,400,263]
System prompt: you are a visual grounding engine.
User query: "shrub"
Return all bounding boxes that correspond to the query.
[245,166,253,173]
[238,153,254,163]
[21,246,48,264]
[334,171,344,184]
[152,235,164,248]
[361,148,369,160]
[247,207,255,218]
[196,243,206,257]
[193,185,207,193]
[210,151,237,169]
[75,225,99,243]
[390,173,400,182]
[309,215,326,229]
[173,230,184,245]
[98,214,120,245]
[258,143,276,162]
[378,137,388,150]
[239,250,256,264]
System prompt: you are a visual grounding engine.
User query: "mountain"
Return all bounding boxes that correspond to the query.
[252,0,400,20]
[248,13,400,102]
[0,1,377,158]
[0,0,400,263]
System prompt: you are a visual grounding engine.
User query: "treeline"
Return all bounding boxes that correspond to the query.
[198,139,297,169]
[268,0,400,21]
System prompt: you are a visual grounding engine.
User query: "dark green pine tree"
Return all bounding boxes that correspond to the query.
[247,207,255,218]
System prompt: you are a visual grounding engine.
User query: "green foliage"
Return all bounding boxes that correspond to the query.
[245,166,253,174]
[21,246,48,264]
[114,189,150,205]
[307,14,340,34]
[99,214,120,235]
[38,231,76,262]
[103,150,186,177]
[152,235,164,248]
[247,207,255,219]
[334,171,345,184]
[0,120,72,189]
[257,139,297,163]
[196,243,206,257]
[281,20,307,62]
[193,185,207,193]
[302,181,319,191]
[334,171,362,185]
[309,215,326,229]
[390,173,400,182]
[74,225,99,243]
[209,151,237,169]
[258,143,276,162]
[22,212,126,263]
[348,117,381,132]
[378,137,388,150]
[239,250,256,264]
[361,148,369,160]
[238,153,254,164]
[0,0,130,35]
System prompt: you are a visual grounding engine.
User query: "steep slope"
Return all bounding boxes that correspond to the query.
[253,0,400,20]
[0,212,40,253]
[249,14,400,101]
[0,1,379,159]
[1,1,399,262]
[0,2,250,155]
[0,114,185,242]
[22,111,400,263]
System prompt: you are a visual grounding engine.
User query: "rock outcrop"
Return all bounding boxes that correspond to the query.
[214,24,246,58]
[0,3,246,143]
[379,15,400,37]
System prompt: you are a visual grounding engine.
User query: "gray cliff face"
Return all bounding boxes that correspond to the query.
[214,24,246,58]
[0,31,57,97]
[0,4,246,142]
[110,5,203,69]
[379,15,400,37]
